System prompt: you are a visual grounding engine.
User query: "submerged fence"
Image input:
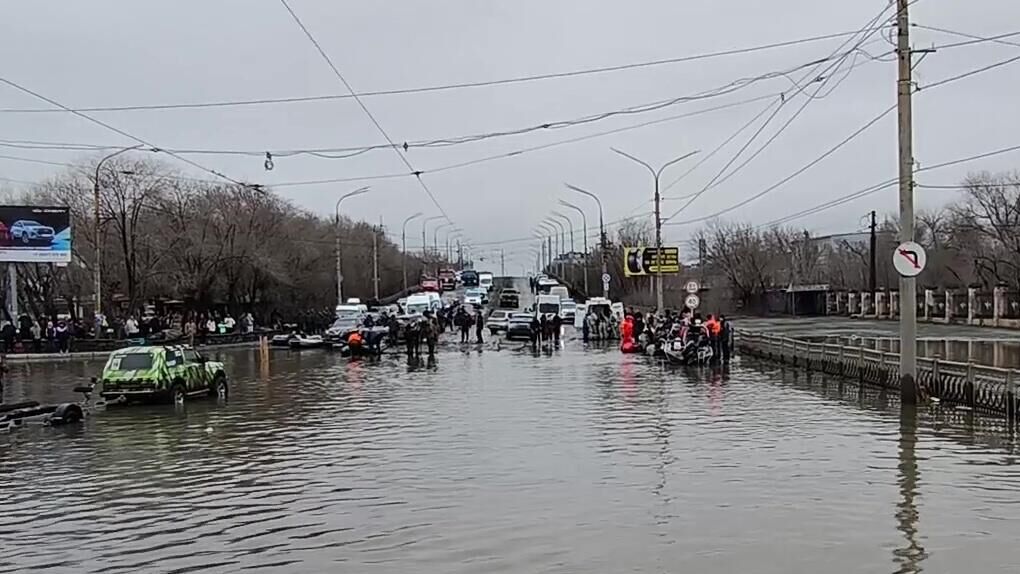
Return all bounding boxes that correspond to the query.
[737,331,1020,425]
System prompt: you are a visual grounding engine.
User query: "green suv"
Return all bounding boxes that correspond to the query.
[98,345,228,404]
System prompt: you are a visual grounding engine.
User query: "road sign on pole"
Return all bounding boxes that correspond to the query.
[684,280,700,294]
[684,294,700,310]
[893,241,926,277]
[601,273,611,284]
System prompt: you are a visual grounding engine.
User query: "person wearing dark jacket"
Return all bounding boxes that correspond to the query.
[475,312,484,344]
[551,314,562,345]
[719,315,732,363]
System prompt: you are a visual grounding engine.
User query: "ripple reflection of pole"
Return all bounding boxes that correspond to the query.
[894,403,926,572]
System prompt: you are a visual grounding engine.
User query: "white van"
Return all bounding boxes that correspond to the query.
[549,285,570,301]
[479,272,494,292]
[405,293,441,315]
[536,294,561,318]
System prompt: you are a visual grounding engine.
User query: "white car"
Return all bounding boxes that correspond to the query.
[487,310,510,335]
[464,292,484,306]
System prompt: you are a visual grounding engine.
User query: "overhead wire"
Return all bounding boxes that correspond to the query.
[0,26,895,115]
[0,77,255,188]
[278,0,450,221]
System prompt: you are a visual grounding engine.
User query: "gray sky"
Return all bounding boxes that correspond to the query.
[2,0,1019,272]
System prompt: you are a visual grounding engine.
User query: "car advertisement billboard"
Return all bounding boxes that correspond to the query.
[0,206,71,263]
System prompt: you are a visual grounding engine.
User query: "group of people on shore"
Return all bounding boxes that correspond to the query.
[0,316,74,354]
[619,308,733,364]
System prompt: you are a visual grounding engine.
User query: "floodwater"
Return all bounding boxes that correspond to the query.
[3,338,1020,573]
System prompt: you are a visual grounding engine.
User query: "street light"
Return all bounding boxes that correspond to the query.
[559,199,589,296]
[544,217,566,269]
[335,186,371,305]
[612,147,699,314]
[421,216,445,258]
[536,222,557,269]
[401,212,422,292]
[565,182,608,299]
[445,229,462,263]
[551,211,575,253]
[92,144,143,332]
[432,221,453,261]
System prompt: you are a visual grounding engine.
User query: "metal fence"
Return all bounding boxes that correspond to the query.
[737,330,1020,425]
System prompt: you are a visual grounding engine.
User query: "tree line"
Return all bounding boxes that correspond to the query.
[553,171,1020,312]
[0,157,433,323]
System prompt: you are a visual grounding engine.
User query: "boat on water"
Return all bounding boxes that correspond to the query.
[270,333,295,347]
[662,335,713,366]
[288,334,327,349]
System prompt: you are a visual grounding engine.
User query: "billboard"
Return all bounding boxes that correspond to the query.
[0,206,71,263]
[624,247,680,277]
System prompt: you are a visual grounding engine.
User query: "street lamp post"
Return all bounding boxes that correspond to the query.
[537,222,557,269]
[612,148,699,314]
[544,218,567,278]
[93,144,142,333]
[335,186,371,305]
[432,222,453,274]
[401,212,422,292]
[551,212,575,253]
[559,199,589,296]
[565,183,608,299]
[445,229,462,264]
[421,215,445,279]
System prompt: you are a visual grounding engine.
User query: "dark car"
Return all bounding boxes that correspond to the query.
[498,288,520,309]
[461,270,479,287]
[505,313,534,341]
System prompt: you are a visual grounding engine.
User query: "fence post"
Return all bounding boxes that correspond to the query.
[932,358,941,400]
[966,362,976,409]
[858,346,865,385]
[1007,371,1016,428]
[837,345,845,376]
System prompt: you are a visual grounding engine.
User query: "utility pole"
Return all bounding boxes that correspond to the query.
[500,249,505,276]
[334,186,370,306]
[612,148,699,314]
[869,210,877,295]
[698,238,707,286]
[372,224,380,300]
[897,0,918,404]
[401,212,422,292]
[457,239,463,268]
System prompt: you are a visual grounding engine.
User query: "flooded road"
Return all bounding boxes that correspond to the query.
[3,336,1020,572]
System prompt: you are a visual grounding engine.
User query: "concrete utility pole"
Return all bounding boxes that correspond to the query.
[372,223,380,300]
[500,249,505,276]
[566,183,608,299]
[334,186,370,306]
[559,200,589,296]
[401,212,422,292]
[612,148,698,315]
[897,0,918,404]
[869,210,877,295]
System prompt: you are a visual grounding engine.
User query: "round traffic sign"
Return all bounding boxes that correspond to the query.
[684,280,700,294]
[892,241,927,277]
[602,273,611,284]
[684,293,700,310]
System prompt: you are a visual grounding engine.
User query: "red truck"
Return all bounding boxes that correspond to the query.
[438,269,457,291]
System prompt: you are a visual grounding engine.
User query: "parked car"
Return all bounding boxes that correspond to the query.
[464,287,487,306]
[560,299,577,321]
[10,220,55,245]
[479,272,494,292]
[499,288,520,309]
[487,309,511,335]
[461,269,479,287]
[98,345,227,404]
[506,313,535,341]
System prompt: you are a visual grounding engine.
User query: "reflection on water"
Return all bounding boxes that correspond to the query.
[816,335,1020,368]
[2,345,1019,573]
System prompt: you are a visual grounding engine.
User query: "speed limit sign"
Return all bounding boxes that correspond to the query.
[685,293,700,310]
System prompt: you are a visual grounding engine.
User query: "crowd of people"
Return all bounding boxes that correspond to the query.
[618,307,733,364]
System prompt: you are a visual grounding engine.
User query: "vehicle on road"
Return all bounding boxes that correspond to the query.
[420,276,440,292]
[537,277,559,294]
[405,293,442,315]
[498,288,520,308]
[98,345,228,404]
[506,313,535,341]
[560,299,577,321]
[10,220,55,245]
[464,287,488,306]
[461,269,479,287]
[479,272,494,292]
[487,309,511,335]
[439,269,457,291]
[549,285,570,301]
[536,294,561,318]
[1,384,92,432]
[335,301,367,319]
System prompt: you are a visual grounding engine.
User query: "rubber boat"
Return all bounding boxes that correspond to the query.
[288,334,327,349]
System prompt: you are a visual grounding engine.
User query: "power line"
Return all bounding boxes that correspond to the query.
[0,77,254,188]
[0,52,864,163]
[0,27,894,115]
[666,47,1020,227]
[764,142,1020,228]
[278,0,450,221]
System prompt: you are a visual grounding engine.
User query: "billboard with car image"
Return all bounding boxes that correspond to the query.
[0,206,71,263]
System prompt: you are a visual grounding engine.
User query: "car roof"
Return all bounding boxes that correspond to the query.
[110,344,195,356]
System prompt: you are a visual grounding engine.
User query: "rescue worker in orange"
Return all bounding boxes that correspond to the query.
[705,314,722,363]
[347,330,364,356]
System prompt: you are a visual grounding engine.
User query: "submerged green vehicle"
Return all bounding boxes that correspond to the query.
[97,345,228,404]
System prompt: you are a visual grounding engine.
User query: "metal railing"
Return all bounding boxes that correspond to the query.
[737,330,1020,425]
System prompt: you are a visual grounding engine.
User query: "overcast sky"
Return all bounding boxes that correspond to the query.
[2,0,1019,272]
